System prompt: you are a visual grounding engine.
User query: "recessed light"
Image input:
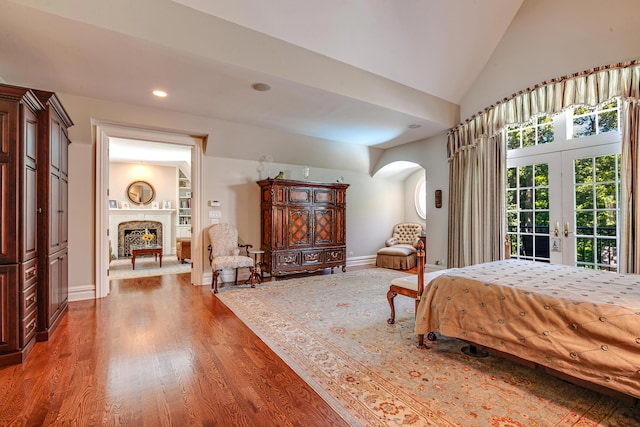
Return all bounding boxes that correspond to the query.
[152,90,168,98]
[408,124,421,129]
[251,83,271,92]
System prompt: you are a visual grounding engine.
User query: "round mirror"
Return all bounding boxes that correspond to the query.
[126,180,155,205]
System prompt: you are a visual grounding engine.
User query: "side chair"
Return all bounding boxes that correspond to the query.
[207,223,256,294]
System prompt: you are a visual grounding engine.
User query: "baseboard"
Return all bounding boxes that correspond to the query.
[69,285,96,301]
[425,263,447,272]
[347,255,376,267]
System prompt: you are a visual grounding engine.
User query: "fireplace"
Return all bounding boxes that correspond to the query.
[108,208,175,258]
[118,220,163,257]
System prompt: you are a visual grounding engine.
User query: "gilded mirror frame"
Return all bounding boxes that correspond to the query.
[126,180,155,205]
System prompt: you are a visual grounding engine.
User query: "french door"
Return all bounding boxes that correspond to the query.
[507,143,621,270]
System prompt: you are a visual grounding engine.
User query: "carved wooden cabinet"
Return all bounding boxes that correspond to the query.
[33,90,73,342]
[0,84,72,367]
[0,85,43,366]
[257,179,349,277]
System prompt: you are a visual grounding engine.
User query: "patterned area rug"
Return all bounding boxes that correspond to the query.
[217,268,640,427]
[109,255,190,279]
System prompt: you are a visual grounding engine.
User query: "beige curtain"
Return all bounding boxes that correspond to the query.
[620,99,640,273]
[448,60,640,268]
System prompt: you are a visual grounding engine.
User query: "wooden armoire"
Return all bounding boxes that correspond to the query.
[257,179,349,277]
[33,89,73,342]
[0,84,72,367]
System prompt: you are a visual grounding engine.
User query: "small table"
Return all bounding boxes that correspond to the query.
[130,244,163,270]
[248,249,265,283]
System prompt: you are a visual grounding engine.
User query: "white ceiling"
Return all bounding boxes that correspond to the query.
[0,0,523,153]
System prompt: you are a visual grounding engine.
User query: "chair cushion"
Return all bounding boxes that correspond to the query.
[390,270,448,292]
[211,255,254,270]
[377,244,416,256]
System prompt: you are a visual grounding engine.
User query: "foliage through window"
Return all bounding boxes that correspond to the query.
[507,115,554,150]
[572,99,619,139]
[506,163,550,262]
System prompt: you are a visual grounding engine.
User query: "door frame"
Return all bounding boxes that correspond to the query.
[560,142,621,267]
[507,140,621,267]
[94,121,205,299]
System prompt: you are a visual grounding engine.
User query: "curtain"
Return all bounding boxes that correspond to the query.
[447,60,640,268]
[620,99,640,273]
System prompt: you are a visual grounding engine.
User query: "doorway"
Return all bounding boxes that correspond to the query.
[94,122,205,298]
[505,102,621,270]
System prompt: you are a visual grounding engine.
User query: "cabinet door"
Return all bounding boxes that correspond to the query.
[313,207,334,246]
[288,207,311,247]
[23,108,38,261]
[59,249,68,309]
[0,101,18,264]
[335,207,346,245]
[0,265,18,355]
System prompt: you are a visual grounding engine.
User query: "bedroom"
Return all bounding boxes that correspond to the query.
[1,0,640,424]
[2,0,638,300]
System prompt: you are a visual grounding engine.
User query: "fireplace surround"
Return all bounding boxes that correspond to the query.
[108,208,175,258]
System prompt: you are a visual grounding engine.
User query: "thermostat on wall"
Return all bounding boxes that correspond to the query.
[208,200,221,207]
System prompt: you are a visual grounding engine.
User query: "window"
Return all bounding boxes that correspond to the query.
[507,115,554,149]
[571,99,620,139]
[506,100,621,270]
[415,175,426,219]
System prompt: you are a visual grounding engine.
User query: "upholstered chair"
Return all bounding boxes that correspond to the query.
[207,223,255,293]
[376,223,424,270]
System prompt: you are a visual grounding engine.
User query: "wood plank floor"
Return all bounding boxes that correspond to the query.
[1,270,401,426]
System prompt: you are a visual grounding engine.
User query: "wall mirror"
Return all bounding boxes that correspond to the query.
[126,180,155,205]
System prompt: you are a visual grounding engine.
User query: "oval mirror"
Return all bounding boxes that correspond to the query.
[126,180,155,206]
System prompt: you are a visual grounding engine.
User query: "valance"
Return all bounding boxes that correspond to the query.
[448,60,640,159]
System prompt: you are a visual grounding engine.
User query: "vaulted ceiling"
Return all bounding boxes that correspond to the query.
[0,0,523,149]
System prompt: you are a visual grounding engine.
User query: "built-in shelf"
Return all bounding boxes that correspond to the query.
[177,169,191,237]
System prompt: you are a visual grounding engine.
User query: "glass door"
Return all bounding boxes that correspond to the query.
[506,154,560,263]
[561,144,621,270]
[507,144,621,270]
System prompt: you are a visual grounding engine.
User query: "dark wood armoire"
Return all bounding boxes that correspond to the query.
[0,85,44,366]
[33,89,73,342]
[0,84,72,367]
[257,179,349,277]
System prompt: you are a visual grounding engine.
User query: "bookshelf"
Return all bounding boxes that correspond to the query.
[177,169,191,237]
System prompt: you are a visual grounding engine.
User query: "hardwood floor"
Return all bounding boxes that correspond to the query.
[0,272,360,426]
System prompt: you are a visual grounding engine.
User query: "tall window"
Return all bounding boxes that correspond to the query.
[506,99,621,270]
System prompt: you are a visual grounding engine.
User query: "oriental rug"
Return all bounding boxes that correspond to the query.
[109,255,190,279]
[216,268,640,427]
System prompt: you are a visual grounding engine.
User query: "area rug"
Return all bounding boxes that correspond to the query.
[109,255,190,279]
[216,268,640,427]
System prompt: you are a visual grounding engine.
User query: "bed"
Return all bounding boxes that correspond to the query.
[411,260,640,400]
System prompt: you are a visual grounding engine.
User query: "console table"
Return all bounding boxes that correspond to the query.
[130,244,163,270]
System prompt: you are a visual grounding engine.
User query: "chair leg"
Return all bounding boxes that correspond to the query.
[249,267,256,288]
[386,288,397,324]
[212,270,220,294]
[234,268,239,285]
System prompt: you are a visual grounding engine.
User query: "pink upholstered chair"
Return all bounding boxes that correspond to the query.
[207,223,255,294]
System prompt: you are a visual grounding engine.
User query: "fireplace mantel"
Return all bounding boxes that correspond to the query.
[109,209,176,258]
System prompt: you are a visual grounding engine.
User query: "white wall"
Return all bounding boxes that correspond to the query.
[199,156,405,269]
[109,162,177,210]
[461,0,640,119]
[68,143,94,300]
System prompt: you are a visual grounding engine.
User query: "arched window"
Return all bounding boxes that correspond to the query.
[414,175,426,219]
